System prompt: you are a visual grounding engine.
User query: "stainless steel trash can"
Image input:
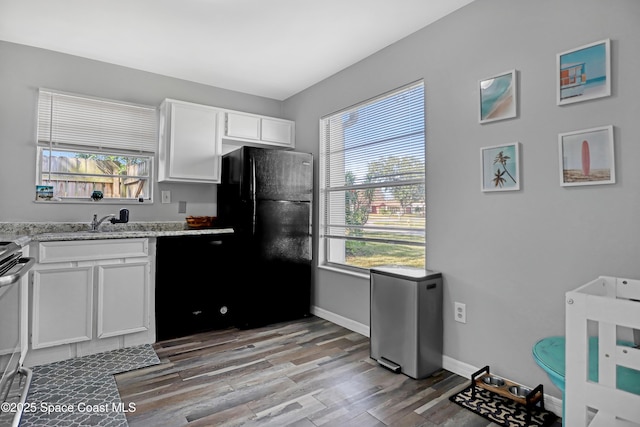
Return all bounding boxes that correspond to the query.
[370,266,443,379]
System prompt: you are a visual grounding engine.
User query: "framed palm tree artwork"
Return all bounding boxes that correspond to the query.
[481,142,520,192]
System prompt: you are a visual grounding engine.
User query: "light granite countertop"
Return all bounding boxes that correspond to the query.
[0,222,233,246]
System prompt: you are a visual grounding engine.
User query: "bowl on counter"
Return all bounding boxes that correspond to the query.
[185,216,217,229]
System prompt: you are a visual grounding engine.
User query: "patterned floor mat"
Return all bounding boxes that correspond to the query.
[17,344,159,427]
[449,384,559,427]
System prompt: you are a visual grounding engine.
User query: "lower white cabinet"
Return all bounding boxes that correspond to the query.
[26,238,154,366]
[97,262,149,338]
[32,266,94,348]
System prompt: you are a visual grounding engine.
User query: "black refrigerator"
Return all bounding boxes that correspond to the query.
[218,146,313,329]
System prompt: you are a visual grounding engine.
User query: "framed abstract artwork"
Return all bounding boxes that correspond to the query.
[557,39,611,105]
[479,70,517,124]
[558,125,615,186]
[481,142,520,192]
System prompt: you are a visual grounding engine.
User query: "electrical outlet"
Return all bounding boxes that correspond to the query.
[161,191,171,204]
[455,302,466,324]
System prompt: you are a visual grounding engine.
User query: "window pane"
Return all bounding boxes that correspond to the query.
[326,238,425,269]
[327,187,425,244]
[39,148,151,200]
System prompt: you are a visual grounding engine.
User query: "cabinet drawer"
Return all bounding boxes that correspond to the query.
[38,239,149,263]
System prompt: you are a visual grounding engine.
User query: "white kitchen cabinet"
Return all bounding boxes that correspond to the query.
[225,112,261,140]
[223,111,295,148]
[26,239,154,366]
[97,262,149,338]
[158,99,222,183]
[32,266,94,348]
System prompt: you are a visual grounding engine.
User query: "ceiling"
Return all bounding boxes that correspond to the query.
[0,0,474,100]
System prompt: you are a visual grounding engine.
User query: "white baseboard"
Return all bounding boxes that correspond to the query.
[311,305,564,419]
[311,305,370,337]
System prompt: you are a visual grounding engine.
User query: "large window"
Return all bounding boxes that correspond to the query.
[319,81,425,272]
[36,89,157,202]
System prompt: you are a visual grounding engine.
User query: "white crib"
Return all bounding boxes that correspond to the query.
[565,276,640,426]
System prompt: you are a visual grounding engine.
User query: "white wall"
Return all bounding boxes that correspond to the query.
[0,41,284,222]
[285,0,640,398]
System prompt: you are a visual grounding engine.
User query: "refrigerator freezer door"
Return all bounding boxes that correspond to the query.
[248,148,312,202]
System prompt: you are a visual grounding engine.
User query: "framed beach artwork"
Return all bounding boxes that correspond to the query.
[558,125,615,186]
[557,39,611,106]
[479,70,517,124]
[481,142,520,192]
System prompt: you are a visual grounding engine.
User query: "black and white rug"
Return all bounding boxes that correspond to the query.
[449,385,559,427]
[18,344,160,427]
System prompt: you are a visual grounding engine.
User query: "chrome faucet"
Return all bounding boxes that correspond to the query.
[90,208,130,232]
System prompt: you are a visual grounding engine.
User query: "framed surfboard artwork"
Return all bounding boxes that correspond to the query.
[558,125,615,186]
[481,142,520,192]
[479,70,517,124]
[557,39,611,106]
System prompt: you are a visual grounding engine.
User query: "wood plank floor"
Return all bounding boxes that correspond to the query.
[115,316,528,426]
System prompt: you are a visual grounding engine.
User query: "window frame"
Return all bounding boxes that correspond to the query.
[36,146,154,204]
[319,81,426,273]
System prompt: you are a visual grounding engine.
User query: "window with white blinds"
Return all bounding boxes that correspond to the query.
[319,81,425,271]
[36,89,157,202]
[37,89,157,152]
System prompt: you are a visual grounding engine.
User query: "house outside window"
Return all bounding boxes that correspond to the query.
[36,89,156,203]
[319,81,426,272]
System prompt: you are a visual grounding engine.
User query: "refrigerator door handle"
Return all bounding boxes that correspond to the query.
[250,156,257,234]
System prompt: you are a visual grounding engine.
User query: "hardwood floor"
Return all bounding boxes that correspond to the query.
[114,316,506,426]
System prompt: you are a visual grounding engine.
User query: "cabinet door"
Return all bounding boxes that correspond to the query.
[97,261,150,338]
[226,112,260,140]
[223,111,295,148]
[160,100,221,183]
[261,117,294,146]
[32,267,93,349]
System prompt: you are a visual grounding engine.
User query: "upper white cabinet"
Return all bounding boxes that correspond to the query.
[225,112,261,140]
[223,111,295,149]
[158,99,222,184]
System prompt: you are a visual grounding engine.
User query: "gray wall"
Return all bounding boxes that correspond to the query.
[285,0,640,398]
[0,40,285,222]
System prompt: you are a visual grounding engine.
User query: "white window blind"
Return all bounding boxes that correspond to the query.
[37,89,157,153]
[320,81,426,270]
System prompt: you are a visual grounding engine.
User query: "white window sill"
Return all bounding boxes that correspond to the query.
[317,264,370,280]
[34,199,153,205]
